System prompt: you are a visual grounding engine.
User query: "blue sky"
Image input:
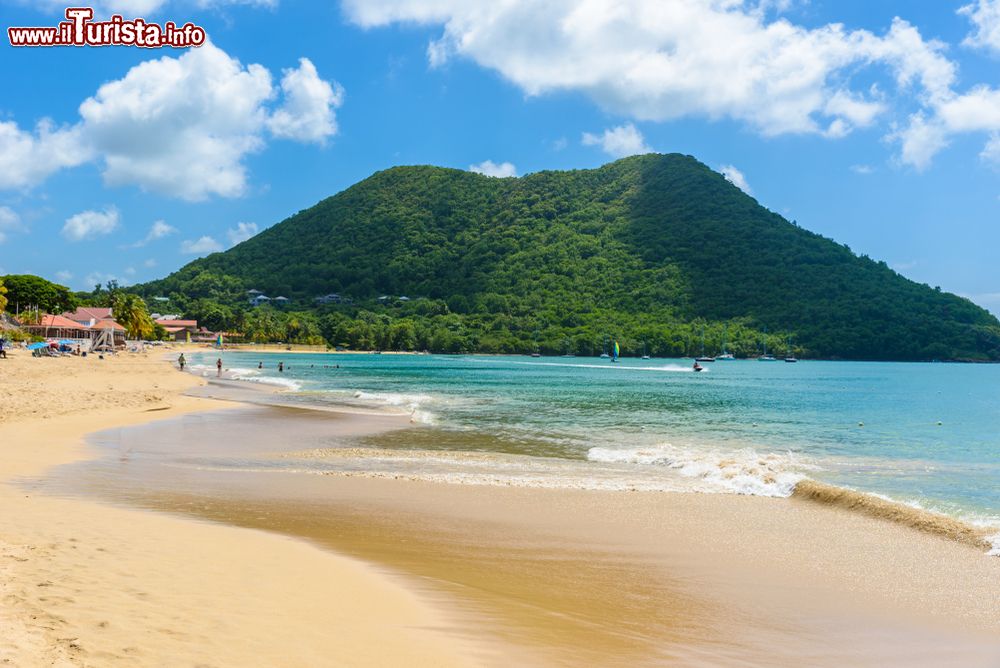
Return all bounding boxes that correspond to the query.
[2,0,1000,315]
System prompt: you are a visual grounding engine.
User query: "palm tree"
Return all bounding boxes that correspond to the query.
[112,293,155,339]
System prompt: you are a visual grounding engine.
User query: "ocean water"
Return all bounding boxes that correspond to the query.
[186,352,1000,532]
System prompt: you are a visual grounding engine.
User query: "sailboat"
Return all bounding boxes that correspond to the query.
[611,340,620,363]
[717,325,735,360]
[758,328,777,361]
[641,342,650,360]
[695,327,715,362]
[599,337,610,359]
[784,336,798,363]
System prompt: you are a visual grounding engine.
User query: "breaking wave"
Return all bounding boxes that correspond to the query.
[587,443,814,497]
[791,479,996,551]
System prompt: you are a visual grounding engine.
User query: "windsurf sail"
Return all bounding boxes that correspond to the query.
[612,340,619,360]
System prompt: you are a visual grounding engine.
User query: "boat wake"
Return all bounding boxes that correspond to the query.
[517,361,702,373]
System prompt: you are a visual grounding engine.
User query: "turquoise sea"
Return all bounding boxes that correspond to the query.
[186,352,1000,537]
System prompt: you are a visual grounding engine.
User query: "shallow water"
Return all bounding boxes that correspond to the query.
[185,353,1000,529]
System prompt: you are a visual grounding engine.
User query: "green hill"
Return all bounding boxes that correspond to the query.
[138,154,1000,360]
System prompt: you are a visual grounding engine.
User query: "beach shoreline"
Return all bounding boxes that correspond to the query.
[0,352,495,667]
[3,351,1000,666]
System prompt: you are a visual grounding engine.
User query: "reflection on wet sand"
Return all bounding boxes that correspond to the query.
[36,400,1000,667]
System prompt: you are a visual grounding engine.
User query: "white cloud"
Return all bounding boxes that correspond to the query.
[0,120,90,190]
[960,0,1000,54]
[719,164,752,194]
[1,43,341,200]
[124,266,136,276]
[0,206,25,244]
[582,123,651,158]
[55,270,73,283]
[344,2,954,141]
[181,235,223,255]
[981,134,1000,164]
[143,258,158,268]
[226,221,259,245]
[78,43,274,201]
[130,220,178,247]
[62,206,120,242]
[468,160,517,177]
[267,58,344,143]
[850,164,875,175]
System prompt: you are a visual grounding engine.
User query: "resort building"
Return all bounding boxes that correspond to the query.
[155,318,199,341]
[63,306,116,328]
[314,293,352,305]
[23,313,126,348]
[24,314,94,341]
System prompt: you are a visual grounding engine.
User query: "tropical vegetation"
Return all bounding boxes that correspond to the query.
[132,154,1000,360]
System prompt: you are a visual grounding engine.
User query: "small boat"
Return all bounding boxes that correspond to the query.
[758,328,776,360]
[717,326,734,359]
[784,337,797,362]
[599,338,610,358]
[530,352,541,358]
[641,342,650,360]
[696,328,714,362]
[611,340,620,363]
[693,362,704,372]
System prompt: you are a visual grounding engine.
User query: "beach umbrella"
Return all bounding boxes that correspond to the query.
[26,342,47,350]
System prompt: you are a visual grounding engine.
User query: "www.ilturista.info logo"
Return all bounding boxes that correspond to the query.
[8,7,206,48]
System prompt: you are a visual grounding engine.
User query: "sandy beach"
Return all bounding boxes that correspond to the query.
[2,350,1000,666]
[0,351,491,667]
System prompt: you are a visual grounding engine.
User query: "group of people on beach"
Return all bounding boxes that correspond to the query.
[177,354,297,376]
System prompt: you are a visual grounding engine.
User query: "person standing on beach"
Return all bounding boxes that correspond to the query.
[278,361,284,373]
[178,353,186,371]
[216,358,223,377]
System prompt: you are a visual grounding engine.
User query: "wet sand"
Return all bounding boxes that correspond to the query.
[44,398,1000,667]
[0,354,493,667]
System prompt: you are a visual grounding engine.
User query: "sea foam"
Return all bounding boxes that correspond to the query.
[587,443,812,497]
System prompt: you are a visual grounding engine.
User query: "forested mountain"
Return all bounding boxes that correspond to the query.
[138,154,1000,360]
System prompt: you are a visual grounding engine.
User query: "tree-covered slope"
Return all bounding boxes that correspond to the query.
[138,154,1000,360]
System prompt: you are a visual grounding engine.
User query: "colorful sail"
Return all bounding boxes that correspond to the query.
[185,330,191,344]
[613,340,619,360]
[216,333,223,348]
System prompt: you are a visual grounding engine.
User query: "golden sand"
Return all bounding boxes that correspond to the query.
[0,351,488,667]
[3,350,1000,666]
